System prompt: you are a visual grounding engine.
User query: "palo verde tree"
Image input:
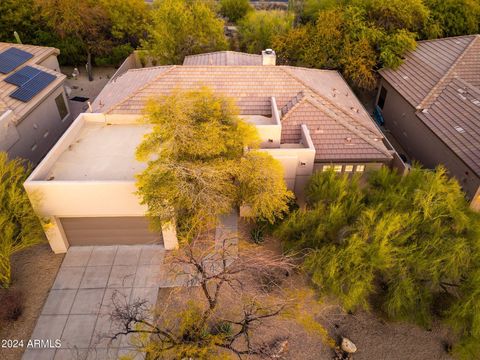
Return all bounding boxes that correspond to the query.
[136,87,293,241]
[0,153,44,288]
[219,0,252,23]
[142,0,227,65]
[238,10,294,54]
[276,166,480,359]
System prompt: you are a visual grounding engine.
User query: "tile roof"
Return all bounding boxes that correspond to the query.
[183,51,263,66]
[0,42,65,123]
[380,35,480,176]
[94,64,392,162]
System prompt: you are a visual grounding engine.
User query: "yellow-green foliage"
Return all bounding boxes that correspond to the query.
[142,0,227,65]
[0,152,44,288]
[276,166,480,358]
[274,1,420,89]
[219,0,252,23]
[238,10,294,54]
[136,87,292,241]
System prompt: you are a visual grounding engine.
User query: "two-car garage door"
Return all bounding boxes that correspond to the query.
[60,217,163,246]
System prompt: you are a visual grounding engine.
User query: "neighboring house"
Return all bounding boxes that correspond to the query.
[25,51,396,254]
[183,50,264,66]
[0,42,71,165]
[377,35,480,210]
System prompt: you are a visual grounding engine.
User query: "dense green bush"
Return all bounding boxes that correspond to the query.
[219,0,252,23]
[238,10,294,54]
[276,166,480,359]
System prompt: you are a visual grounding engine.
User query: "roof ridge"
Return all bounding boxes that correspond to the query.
[417,34,478,44]
[280,66,383,139]
[280,90,305,116]
[106,65,176,114]
[185,51,261,58]
[302,96,392,158]
[418,36,478,110]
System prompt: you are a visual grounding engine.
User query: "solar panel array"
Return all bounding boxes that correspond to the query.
[5,66,41,86]
[0,48,33,74]
[5,65,57,102]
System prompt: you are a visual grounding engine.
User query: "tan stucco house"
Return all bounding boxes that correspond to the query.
[377,35,480,210]
[0,42,71,165]
[25,51,397,253]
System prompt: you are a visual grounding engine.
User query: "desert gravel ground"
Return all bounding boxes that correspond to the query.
[0,243,64,360]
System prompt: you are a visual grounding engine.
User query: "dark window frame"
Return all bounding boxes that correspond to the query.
[55,93,68,121]
[378,86,387,109]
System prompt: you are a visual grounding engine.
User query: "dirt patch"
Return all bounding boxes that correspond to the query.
[0,244,64,360]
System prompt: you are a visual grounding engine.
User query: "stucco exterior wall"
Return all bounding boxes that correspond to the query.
[378,79,480,205]
[39,54,60,72]
[8,85,71,165]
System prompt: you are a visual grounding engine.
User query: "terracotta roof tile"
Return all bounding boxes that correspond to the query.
[380,35,480,176]
[95,64,392,163]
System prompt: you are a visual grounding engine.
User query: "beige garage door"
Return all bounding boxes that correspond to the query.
[60,217,163,246]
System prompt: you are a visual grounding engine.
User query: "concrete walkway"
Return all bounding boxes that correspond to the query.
[23,245,168,360]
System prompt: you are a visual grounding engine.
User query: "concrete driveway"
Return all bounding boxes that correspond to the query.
[22,245,168,360]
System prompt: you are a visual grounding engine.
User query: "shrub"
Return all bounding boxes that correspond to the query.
[219,0,252,23]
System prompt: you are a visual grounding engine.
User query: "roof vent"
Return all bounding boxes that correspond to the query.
[454,126,466,133]
[402,75,409,80]
[472,99,480,107]
[422,109,429,114]
[262,49,276,66]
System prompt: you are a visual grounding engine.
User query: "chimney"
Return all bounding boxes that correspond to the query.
[262,49,276,66]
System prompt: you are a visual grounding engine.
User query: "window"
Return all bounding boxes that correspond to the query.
[378,86,387,109]
[322,165,332,171]
[356,165,365,172]
[55,94,68,121]
[344,165,353,172]
[334,165,342,172]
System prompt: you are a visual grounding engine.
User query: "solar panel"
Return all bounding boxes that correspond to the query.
[10,71,56,102]
[4,66,41,86]
[0,48,33,74]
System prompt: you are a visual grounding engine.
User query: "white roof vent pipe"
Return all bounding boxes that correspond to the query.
[262,49,276,66]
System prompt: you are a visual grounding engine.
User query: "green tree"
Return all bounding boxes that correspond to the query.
[219,0,252,23]
[136,87,292,241]
[99,0,151,47]
[423,0,480,38]
[238,10,294,54]
[273,4,417,89]
[142,0,227,65]
[0,153,44,288]
[35,0,112,80]
[276,166,480,358]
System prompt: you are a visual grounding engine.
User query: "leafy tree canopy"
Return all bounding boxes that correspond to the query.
[136,87,293,241]
[142,0,227,65]
[238,10,294,54]
[219,0,252,23]
[276,166,480,358]
[0,153,44,288]
[274,4,417,89]
[422,0,480,38]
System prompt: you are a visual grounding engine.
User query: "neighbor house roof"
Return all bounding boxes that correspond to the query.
[93,64,392,163]
[183,51,263,66]
[0,42,65,123]
[380,35,480,175]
